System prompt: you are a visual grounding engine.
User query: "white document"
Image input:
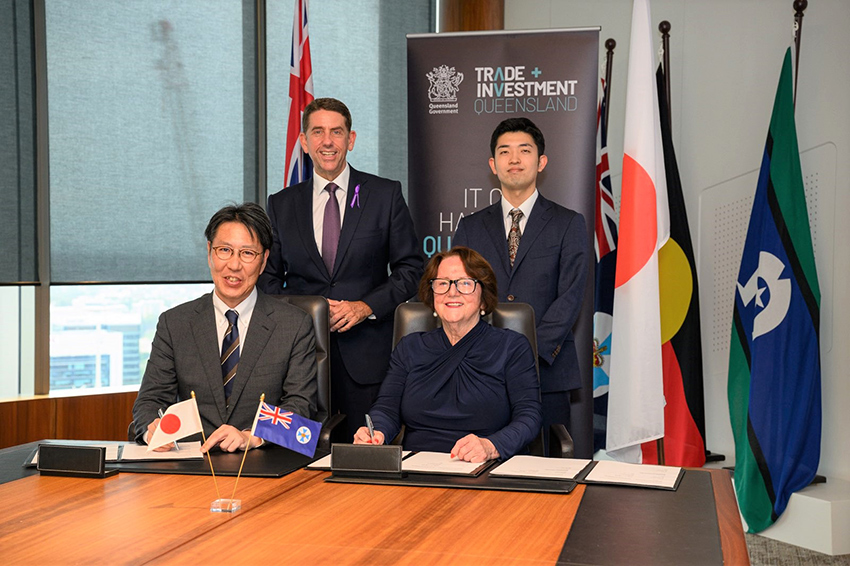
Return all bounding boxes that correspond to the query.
[583,459,682,489]
[489,455,592,480]
[401,451,488,475]
[306,450,412,470]
[30,443,121,465]
[120,441,204,461]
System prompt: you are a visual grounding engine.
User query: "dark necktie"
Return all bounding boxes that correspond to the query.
[508,208,523,267]
[221,309,240,402]
[322,182,341,274]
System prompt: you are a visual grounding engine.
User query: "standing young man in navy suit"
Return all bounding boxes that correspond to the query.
[454,117,589,443]
[259,98,423,439]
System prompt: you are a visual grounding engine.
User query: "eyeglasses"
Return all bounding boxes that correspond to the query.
[430,278,479,295]
[211,246,263,263]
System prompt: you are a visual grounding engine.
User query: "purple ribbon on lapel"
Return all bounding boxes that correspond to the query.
[350,184,361,208]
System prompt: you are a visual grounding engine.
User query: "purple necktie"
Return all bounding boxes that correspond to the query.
[322,182,341,274]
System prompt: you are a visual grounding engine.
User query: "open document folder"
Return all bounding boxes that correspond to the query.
[120,442,204,461]
[401,451,492,476]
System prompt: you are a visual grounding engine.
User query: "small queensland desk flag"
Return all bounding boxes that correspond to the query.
[147,398,203,451]
[250,401,321,458]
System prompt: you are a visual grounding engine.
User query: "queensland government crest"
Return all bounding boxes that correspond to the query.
[426,65,464,102]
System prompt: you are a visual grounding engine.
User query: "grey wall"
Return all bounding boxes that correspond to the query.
[506,0,849,482]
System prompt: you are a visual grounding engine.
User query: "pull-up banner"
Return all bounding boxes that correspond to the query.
[407,28,600,458]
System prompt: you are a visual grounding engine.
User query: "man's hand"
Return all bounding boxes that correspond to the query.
[145,418,176,452]
[201,424,260,453]
[329,300,372,333]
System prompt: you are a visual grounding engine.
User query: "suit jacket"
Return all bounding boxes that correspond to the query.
[454,194,589,393]
[132,290,318,443]
[258,167,423,384]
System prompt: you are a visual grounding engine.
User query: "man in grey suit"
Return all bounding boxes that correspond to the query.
[133,203,317,452]
[454,117,589,442]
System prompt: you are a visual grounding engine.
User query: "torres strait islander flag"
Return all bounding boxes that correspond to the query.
[640,65,706,467]
[728,48,821,532]
[147,398,203,451]
[605,0,668,463]
[284,0,314,187]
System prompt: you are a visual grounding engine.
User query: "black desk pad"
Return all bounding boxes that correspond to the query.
[325,469,577,494]
[4,441,327,481]
[558,469,723,566]
[0,442,40,485]
[112,445,329,477]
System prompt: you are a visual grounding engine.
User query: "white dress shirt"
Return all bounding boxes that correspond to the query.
[501,189,539,237]
[212,286,258,354]
[311,164,350,254]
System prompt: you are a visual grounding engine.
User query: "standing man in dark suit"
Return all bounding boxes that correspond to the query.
[259,98,423,439]
[133,203,318,452]
[454,117,589,442]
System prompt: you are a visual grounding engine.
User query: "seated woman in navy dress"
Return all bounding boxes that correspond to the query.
[353,246,542,462]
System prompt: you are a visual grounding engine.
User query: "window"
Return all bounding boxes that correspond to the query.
[2,0,434,397]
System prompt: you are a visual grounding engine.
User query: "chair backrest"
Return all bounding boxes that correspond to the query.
[276,295,331,423]
[393,302,537,364]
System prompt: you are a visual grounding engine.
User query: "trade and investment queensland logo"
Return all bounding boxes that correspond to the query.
[426,64,463,114]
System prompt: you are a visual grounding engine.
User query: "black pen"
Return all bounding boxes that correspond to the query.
[365,414,375,444]
[158,408,180,451]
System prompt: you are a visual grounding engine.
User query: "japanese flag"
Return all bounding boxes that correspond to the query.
[147,398,203,451]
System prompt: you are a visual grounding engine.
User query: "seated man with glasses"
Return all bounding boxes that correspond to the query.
[132,203,318,453]
[353,246,542,462]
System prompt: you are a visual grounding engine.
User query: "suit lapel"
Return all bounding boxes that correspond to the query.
[482,204,512,276]
[334,167,367,275]
[191,297,228,422]
[293,181,329,278]
[512,196,552,270]
[224,292,274,418]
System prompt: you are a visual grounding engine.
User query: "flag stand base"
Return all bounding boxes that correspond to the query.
[210,498,241,513]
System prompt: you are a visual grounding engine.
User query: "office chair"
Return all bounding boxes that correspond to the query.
[392,301,574,458]
[127,295,343,452]
[277,295,344,452]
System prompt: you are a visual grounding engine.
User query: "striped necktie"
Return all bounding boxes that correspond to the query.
[221,309,240,403]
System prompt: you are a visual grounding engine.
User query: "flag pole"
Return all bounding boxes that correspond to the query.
[658,21,671,130]
[192,391,222,502]
[228,394,265,504]
[652,20,674,468]
[793,0,807,109]
[603,38,616,135]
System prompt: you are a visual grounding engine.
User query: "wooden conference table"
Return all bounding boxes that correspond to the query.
[0,448,748,565]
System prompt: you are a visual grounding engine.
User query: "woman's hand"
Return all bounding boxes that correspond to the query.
[450,434,500,462]
[353,427,386,445]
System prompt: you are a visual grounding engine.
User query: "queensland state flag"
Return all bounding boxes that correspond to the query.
[593,76,617,452]
[284,0,314,187]
[606,0,668,463]
[639,66,706,467]
[250,401,321,458]
[728,48,821,533]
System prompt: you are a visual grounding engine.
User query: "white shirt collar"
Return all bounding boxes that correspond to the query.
[500,189,539,232]
[212,286,258,322]
[312,163,351,198]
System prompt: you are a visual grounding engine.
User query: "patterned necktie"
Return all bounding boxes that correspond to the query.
[322,182,341,274]
[221,309,240,402]
[508,208,523,267]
